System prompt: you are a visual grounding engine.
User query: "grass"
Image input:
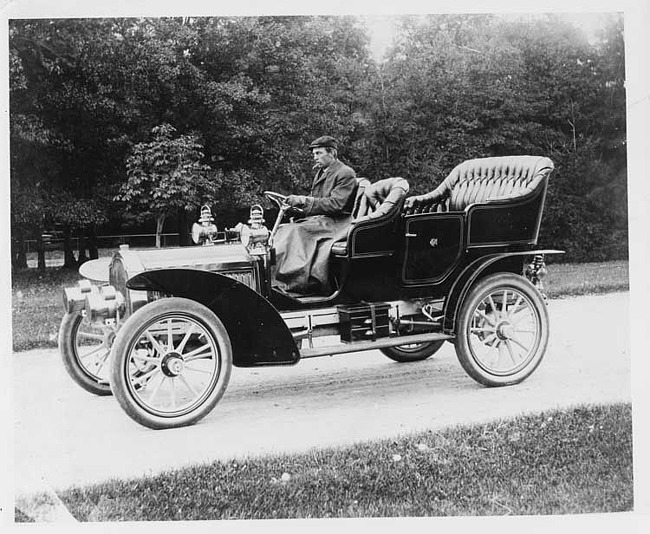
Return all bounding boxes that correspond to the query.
[10,259,629,353]
[16,403,632,521]
[544,259,629,298]
[11,259,632,521]
[11,269,83,352]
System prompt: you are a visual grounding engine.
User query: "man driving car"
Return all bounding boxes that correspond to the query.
[273,135,357,295]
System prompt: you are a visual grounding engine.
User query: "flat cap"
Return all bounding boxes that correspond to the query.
[309,135,338,150]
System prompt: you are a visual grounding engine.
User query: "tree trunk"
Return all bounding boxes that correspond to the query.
[178,208,190,247]
[36,230,46,272]
[11,227,28,270]
[62,226,77,268]
[77,228,89,265]
[156,215,165,248]
[88,224,99,260]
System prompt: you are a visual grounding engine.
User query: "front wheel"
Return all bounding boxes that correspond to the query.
[455,273,549,387]
[110,297,232,429]
[380,340,445,362]
[59,312,114,396]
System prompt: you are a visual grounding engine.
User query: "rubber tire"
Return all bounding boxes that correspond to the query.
[455,273,549,387]
[59,312,113,396]
[380,340,445,362]
[109,297,232,430]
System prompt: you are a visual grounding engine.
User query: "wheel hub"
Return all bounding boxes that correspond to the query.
[496,321,514,340]
[161,352,185,377]
[103,330,116,348]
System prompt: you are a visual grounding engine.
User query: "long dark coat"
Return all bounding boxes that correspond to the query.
[274,159,357,294]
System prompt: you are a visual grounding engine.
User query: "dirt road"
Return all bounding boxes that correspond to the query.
[13,292,630,495]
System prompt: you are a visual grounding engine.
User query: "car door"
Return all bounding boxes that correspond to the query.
[401,212,465,285]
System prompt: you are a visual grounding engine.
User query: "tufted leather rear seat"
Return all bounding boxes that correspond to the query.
[331,177,410,256]
[403,156,554,215]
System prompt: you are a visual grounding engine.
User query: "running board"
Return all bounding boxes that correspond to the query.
[299,332,454,359]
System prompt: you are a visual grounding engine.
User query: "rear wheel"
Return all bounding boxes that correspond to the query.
[110,298,232,429]
[455,273,549,386]
[59,312,114,396]
[380,340,445,362]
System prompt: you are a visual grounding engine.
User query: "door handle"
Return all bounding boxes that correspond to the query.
[405,233,417,238]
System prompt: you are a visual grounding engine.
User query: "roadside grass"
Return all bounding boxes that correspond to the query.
[10,259,629,353]
[18,403,631,521]
[544,260,628,298]
[11,269,82,352]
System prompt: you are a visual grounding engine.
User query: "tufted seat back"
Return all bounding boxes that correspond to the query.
[331,177,410,257]
[354,177,409,222]
[403,156,554,215]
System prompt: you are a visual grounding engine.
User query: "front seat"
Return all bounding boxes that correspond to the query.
[331,177,409,257]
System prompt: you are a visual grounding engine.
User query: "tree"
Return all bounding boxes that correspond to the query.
[9,15,627,265]
[183,16,373,193]
[10,19,121,267]
[359,13,627,261]
[116,124,220,248]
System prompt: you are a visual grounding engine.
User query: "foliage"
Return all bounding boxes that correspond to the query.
[116,123,220,245]
[9,14,627,263]
[355,13,627,261]
[183,16,373,193]
[18,403,631,520]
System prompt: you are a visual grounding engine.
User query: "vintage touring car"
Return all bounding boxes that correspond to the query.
[59,155,562,429]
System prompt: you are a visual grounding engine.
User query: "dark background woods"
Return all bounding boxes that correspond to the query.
[9,14,627,268]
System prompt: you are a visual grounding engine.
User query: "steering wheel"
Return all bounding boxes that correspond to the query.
[263,191,305,216]
[263,191,306,247]
[264,191,288,208]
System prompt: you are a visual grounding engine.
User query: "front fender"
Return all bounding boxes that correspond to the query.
[442,249,564,333]
[127,268,300,367]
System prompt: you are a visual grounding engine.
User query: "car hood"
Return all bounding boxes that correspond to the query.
[117,242,253,273]
[78,243,254,284]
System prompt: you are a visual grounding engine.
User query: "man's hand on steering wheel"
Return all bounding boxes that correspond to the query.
[285,195,308,209]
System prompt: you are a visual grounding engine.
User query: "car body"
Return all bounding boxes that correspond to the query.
[59,155,562,429]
